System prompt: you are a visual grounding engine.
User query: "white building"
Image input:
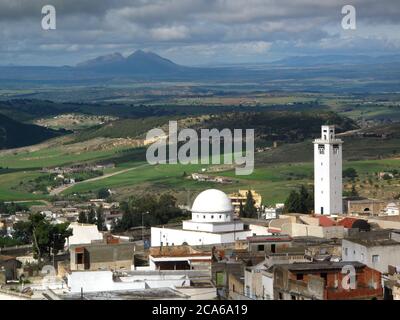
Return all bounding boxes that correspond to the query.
[385,202,400,216]
[151,189,261,247]
[67,223,104,247]
[313,125,343,215]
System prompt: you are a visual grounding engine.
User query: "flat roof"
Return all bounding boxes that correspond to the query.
[62,288,188,300]
[247,235,292,243]
[278,261,365,272]
[344,238,400,247]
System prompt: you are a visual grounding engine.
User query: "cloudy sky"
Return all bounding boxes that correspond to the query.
[0,0,399,66]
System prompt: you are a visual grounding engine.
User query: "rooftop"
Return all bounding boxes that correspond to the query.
[247,235,292,243]
[279,261,365,272]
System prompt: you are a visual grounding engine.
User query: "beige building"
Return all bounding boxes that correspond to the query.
[347,199,387,216]
[229,190,262,217]
[69,240,141,272]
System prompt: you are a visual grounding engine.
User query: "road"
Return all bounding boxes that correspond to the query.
[49,163,150,195]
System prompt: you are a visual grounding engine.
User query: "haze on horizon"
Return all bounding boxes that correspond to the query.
[0,0,399,66]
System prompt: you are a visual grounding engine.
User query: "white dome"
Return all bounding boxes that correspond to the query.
[191,189,234,214]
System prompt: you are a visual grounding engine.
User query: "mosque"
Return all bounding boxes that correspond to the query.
[151,189,258,247]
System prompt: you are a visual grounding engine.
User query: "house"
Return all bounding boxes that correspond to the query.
[67,222,104,247]
[273,261,382,300]
[0,255,22,283]
[347,199,387,216]
[228,190,262,216]
[144,245,212,271]
[342,231,400,274]
[244,251,308,300]
[246,235,293,254]
[270,214,345,239]
[69,239,142,272]
[385,202,400,216]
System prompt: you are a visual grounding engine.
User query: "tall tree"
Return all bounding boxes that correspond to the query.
[87,207,96,224]
[96,205,106,231]
[284,185,314,214]
[243,190,257,218]
[78,211,87,224]
[12,213,71,261]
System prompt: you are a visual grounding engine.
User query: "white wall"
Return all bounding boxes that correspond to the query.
[314,126,343,215]
[68,223,103,247]
[342,239,400,273]
[183,220,243,233]
[67,271,191,293]
[151,227,252,247]
[261,272,274,300]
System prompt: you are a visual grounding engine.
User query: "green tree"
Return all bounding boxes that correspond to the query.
[350,184,359,197]
[243,190,257,218]
[12,213,72,261]
[87,207,96,224]
[343,168,358,180]
[284,185,313,214]
[78,211,87,224]
[97,188,110,199]
[96,206,106,231]
[284,190,301,213]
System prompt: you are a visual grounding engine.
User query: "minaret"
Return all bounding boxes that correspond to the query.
[313,125,343,215]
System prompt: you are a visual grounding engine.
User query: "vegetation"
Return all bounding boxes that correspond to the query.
[284,185,314,214]
[113,193,186,232]
[241,190,258,218]
[12,213,72,261]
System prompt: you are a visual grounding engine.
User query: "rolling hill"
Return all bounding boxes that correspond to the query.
[0,114,67,149]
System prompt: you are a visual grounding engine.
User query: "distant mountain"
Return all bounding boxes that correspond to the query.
[76,50,187,75]
[0,114,66,149]
[77,52,125,68]
[272,54,400,67]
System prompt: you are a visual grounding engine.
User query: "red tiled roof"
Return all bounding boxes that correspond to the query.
[337,217,358,229]
[318,216,335,227]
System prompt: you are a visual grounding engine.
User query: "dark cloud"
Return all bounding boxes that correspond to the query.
[0,0,398,65]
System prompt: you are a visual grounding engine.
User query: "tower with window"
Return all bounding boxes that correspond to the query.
[313,125,343,215]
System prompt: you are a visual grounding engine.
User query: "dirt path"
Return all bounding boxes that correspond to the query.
[49,163,150,195]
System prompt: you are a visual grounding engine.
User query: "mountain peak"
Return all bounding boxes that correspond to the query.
[77,49,184,75]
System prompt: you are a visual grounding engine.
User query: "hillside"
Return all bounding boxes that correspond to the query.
[72,111,357,147]
[0,114,67,149]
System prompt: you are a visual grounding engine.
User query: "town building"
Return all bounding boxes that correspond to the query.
[67,222,104,247]
[342,230,400,274]
[273,261,382,300]
[228,189,262,216]
[151,189,266,247]
[313,125,343,215]
[346,199,387,216]
[69,236,142,271]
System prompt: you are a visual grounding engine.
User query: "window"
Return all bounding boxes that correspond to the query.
[372,255,380,263]
[361,253,364,261]
[219,215,222,219]
[333,144,339,155]
[318,144,325,155]
[278,292,283,300]
[344,248,348,256]
[203,215,206,219]
[257,244,265,251]
[76,253,83,264]
[291,295,296,300]
[211,215,214,219]
[296,273,304,280]
[320,273,328,285]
